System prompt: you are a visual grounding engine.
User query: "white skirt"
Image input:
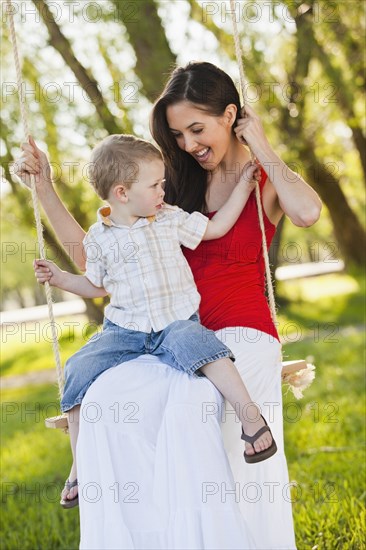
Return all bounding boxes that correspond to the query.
[77,329,296,550]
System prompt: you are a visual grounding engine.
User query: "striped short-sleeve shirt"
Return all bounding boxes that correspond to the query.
[83,204,209,332]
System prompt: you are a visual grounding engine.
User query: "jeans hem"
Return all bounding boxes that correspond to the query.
[187,350,235,376]
[61,398,83,413]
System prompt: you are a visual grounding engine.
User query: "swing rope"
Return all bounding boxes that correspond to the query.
[229,0,277,326]
[6,0,64,398]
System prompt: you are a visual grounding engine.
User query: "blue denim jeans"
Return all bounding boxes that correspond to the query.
[61,314,234,412]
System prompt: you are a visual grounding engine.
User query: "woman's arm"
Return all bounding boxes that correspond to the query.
[34,259,107,298]
[14,137,87,270]
[234,105,322,227]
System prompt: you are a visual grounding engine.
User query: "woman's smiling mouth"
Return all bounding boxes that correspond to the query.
[194,147,210,163]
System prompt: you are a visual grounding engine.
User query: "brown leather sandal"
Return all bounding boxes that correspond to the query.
[60,479,79,509]
[241,415,277,464]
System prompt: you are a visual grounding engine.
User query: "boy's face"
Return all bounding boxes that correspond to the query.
[125,159,165,218]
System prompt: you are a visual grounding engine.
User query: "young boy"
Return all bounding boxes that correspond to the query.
[34,134,277,508]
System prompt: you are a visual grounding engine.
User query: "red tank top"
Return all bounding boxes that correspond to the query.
[183,169,279,341]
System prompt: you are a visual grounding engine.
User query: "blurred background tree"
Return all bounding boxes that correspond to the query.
[1,0,365,318]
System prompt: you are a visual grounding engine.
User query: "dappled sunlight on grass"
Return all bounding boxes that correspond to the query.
[1,384,60,441]
[1,316,97,378]
[277,272,365,335]
[1,344,59,377]
[278,272,360,302]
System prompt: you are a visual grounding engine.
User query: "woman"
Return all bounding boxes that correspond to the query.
[17,62,321,549]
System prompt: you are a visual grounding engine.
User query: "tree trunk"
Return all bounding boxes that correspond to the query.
[285,4,366,267]
[110,0,176,102]
[311,39,366,183]
[300,144,366,265]
[329,17,365,85]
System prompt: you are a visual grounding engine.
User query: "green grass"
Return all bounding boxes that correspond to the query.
[1,272,365,549]
[1,315,97,378]
[282,332,365,550]
[277,272,365,338]
[1,385,79,550]
[278,272,365,548]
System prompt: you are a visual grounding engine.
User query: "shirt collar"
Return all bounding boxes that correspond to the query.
[97,206,157,228]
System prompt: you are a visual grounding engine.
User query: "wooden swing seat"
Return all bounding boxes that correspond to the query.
[45,414,68,430]
[281,359,307,375]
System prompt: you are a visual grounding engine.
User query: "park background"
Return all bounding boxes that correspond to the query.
[1,0,365,548]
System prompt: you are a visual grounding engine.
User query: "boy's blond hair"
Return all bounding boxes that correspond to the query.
[89,134,162,199]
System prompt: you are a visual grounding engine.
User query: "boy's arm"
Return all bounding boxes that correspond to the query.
[203,162,260,240]
[34,259,108,298]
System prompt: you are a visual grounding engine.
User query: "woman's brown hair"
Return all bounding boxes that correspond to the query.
[151,62,241,213]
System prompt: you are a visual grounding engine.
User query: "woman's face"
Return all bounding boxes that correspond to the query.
[166,101,237,170]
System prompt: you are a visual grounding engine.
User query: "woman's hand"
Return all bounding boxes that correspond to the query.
[234,104,269,154]
[34,259,64,288]
[13,136,53,195]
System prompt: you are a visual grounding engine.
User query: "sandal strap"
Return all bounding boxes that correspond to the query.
[241,425,270,445]
[65,479,78,490]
